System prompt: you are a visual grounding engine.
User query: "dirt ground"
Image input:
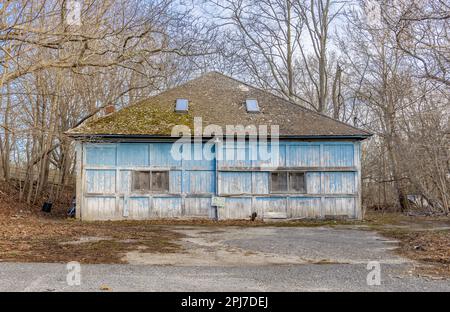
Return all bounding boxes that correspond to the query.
[0,210,449,278]
[363,212,450,277]
[0,215,182,263]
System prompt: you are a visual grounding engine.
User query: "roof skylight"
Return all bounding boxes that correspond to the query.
[175,98,189,112]
[245,99,260,113]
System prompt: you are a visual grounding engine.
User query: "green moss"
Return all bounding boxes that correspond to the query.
[79,101,194,135]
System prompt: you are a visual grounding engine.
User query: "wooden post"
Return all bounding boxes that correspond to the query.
[355,141,363,220]
[75,142,83,220]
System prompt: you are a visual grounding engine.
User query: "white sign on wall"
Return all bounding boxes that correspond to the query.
[211,196,226,208]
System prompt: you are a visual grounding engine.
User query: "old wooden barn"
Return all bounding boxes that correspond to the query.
[67,72,371,221]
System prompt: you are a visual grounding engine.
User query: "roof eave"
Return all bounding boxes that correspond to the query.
[66,133,372,141]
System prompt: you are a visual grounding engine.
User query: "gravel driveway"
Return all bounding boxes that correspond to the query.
[0,226,448,291]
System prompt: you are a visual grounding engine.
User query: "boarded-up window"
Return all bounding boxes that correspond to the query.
[151,171,169,192]
[132,171,169,192]
[289,172,305,193]
[270,171,306,193]
[132,171,150,191]
[270,172,288,193]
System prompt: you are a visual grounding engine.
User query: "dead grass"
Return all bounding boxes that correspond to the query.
[0,212,363,264]
[379,228,450,278]
[265,218,361,227]
[0,215,183,264]
[1,204,449,278]
[0,180,74,218]
[363,211,450,278]
[311,259,346,265]
[364,211,450,227]
[120,217,363,228]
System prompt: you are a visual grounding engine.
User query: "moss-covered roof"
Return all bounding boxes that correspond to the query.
[67,72,371,138]
[75,101,193,135]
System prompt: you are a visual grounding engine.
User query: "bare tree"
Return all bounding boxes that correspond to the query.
[387,0,450,86]
[340,1,449,213]
[209,0,308,102]
[294,0,343,113]
[0,0,216,205]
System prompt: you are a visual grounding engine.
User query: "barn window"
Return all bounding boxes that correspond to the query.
[270,171,306,193]
[151,171,169,192]
[132,171,150,191]
[289,172,306,193]
[132,171,169,192]
[270,172,288,193]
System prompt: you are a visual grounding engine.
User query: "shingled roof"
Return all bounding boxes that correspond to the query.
[67,72,371,139]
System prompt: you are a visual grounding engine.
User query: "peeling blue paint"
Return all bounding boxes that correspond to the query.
[81,141,360,220]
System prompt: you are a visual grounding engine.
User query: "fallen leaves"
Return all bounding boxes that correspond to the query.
[382,229,450,278]
[99,285,112,291]
[0,215,183,264]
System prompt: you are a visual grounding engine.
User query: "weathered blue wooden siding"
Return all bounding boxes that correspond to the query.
[78,140,361,220]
